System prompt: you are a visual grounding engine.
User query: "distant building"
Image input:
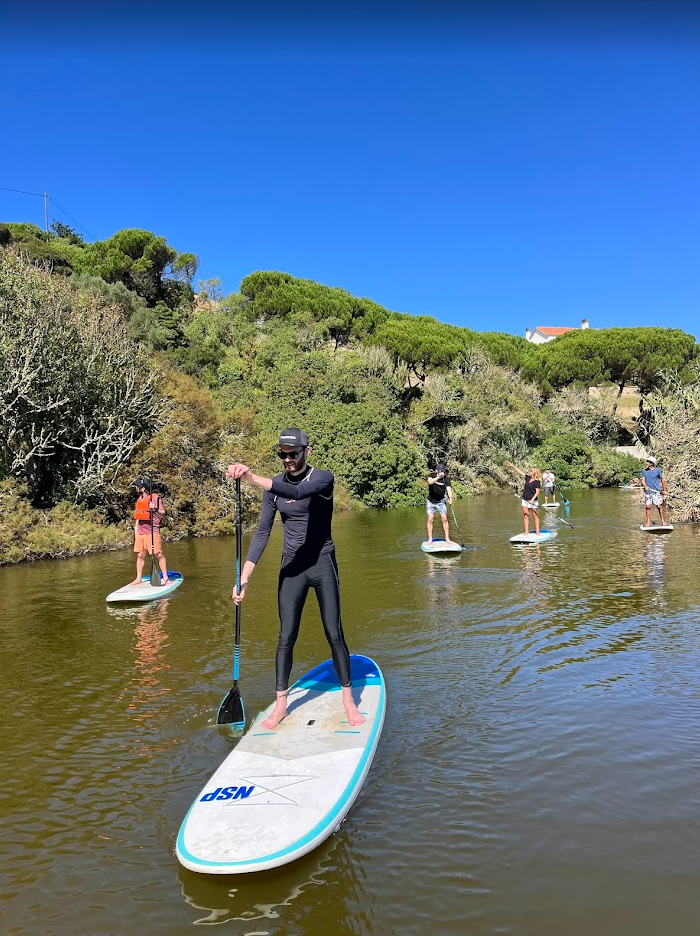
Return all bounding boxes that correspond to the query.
[525,319,589,344]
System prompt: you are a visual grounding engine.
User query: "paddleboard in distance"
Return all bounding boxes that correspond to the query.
[542,503,560,509]
[639,524,674,534]
[509,531,558,544]
[619,484,640,490]
[106,571,183,603]
[420,538,463,555]
[176,654,385,875]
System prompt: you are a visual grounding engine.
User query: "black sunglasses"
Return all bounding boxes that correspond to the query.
[277,448,305,460]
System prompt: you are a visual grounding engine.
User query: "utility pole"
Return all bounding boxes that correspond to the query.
[44,191,49,238]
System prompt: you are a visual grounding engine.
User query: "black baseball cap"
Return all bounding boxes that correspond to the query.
[436,462,447,472]
[279,428,309,447]
[134,477,152,492]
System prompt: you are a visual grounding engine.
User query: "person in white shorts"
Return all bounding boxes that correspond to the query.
[641,456,668,527]
[508,463,542,535]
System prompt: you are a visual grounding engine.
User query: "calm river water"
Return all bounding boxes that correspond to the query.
[2,490,700,936]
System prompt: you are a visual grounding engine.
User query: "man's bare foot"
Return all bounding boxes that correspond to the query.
[342,687,366,726]
[162,578,171,585]
[261,696,288,729]
[427,538,433,544]
[128,578,142,586]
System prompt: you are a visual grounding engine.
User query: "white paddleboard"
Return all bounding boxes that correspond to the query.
[619,485,639,490]
[509,531,558,544]
[421,539,463,554]
[106,571,183,602]
[542,503,560,509]
[639,524,674,534]
[177,654,385,875]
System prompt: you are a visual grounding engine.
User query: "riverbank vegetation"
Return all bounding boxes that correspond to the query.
[1,223,696,564]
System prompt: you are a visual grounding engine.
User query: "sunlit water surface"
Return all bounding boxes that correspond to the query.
[2,490,700,936]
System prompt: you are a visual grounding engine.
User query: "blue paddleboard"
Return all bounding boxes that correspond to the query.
[106,570,183,602]
[509,531,558,544]
[420,538,463,555]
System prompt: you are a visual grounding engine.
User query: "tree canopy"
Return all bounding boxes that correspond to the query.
[72,228,198,308]
[524,327,697,396]
[239,271,391,347]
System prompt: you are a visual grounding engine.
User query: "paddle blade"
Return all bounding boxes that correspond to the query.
[150,557,161,587]
[217,686,245,729]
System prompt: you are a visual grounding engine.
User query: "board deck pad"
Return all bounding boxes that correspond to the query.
[176,654,385,875]
[639,524,674,533]
[509,531,558,543]
[420,539,463,554]
[106,571,183,603]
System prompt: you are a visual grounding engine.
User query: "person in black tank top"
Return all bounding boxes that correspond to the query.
[227,428,365,731]
[508,462,542,535]
[426,463,454,544]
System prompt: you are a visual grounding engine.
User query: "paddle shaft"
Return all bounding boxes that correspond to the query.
[449,501,465,547]
[554,484,570,505]
[217,477,245,727]
[148,477,160,586]
[233,477,242,683]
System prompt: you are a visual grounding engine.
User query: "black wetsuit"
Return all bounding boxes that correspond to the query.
[246,465,351,691]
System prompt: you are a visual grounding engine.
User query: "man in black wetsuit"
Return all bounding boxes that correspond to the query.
[226,428,365,730]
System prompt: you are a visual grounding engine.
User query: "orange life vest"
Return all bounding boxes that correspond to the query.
[134,494,152,521]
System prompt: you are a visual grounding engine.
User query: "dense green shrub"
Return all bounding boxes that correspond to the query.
[0,481,128,565]
[306,401,424,507]
[531,432,643,488]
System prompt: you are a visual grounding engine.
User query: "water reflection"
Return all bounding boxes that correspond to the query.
[644,536,667,608]
[112,600,173,740]
[178,831,368,931]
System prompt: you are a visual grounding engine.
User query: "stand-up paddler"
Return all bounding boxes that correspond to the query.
[227,428,365,730]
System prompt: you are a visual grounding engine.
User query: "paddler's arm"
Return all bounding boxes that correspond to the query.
[232,489,277,603]
[227,463,333,499]
[446,484,454,504]
[507,462,526,478]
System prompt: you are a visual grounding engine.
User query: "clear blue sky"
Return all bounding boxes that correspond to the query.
[2,2,699,338]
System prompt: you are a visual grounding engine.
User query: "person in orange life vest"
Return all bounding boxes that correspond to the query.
[129,478,170,586]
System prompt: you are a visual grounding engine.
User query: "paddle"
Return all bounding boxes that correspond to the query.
[555,484,570,506]
[217,477,245,729]
[449,501,466,549]
[148,478,161,587]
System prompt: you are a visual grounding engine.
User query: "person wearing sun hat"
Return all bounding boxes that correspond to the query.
[226,428,364,731]
[641,455,668,527]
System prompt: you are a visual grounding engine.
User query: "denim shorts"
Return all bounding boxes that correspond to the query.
[427,499,447,516]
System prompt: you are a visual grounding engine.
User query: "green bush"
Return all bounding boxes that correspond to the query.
[306,401,424,508]
[531,432,643,487]
[0,481,129,565]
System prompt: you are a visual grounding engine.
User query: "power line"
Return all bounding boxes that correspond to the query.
[1,185,96,240]
[0,185,44,198]
[49,197,96,240]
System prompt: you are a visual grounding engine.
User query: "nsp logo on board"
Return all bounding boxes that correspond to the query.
[200,786,255,802]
